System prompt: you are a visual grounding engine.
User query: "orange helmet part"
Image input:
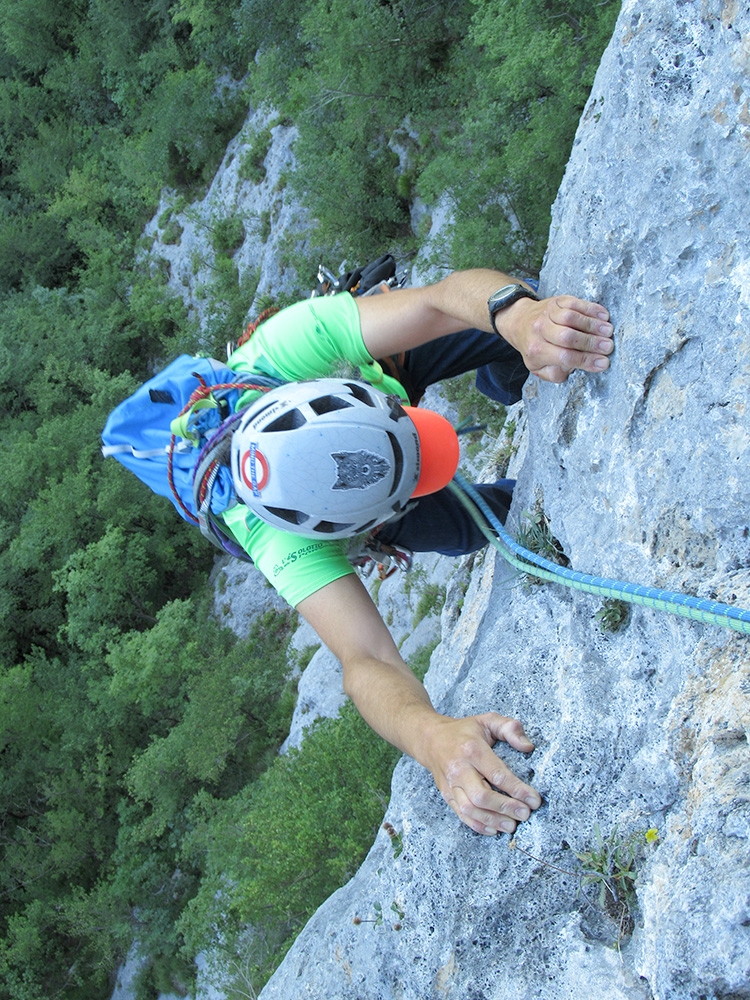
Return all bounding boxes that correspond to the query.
[404,406,460,498]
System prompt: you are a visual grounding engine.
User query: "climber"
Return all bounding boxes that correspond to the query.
[106,267,613,836]
[222,267,613,837]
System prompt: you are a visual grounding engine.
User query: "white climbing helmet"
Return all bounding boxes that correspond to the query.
[230,378,459,539]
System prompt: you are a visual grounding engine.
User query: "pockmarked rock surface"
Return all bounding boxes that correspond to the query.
[257,3,750,999]
[145,105,306,328]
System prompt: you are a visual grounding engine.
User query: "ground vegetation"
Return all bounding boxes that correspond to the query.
[0,1,620,995]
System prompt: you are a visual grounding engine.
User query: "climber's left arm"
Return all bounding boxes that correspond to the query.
[356,268,614,386]
[297,573,542,837]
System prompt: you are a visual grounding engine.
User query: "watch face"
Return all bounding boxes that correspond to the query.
[489,284,531,308]
[488,284,538,332]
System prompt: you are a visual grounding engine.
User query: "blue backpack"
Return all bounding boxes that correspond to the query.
[101,354,282,560]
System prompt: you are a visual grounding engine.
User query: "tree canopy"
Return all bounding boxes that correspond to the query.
[0,0,620,995]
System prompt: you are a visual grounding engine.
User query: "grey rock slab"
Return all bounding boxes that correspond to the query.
[210,557,288,639]
[144,106,308,333]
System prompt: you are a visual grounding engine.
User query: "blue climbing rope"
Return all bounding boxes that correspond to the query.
[449,473,750,636]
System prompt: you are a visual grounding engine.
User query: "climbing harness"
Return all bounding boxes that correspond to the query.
[348,532,414,580]
[449,472,750,636]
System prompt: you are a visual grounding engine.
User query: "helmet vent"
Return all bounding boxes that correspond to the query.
[265,505,309,525]
[309,395,353,415]
[386,396,406,422]
[314,519,355,534]
[344,382,376,406]
[353,519,378,533]
[264,408,307,432]
[386,432,404,497]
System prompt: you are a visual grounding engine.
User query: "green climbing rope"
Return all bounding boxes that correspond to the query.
[449,473,750,636]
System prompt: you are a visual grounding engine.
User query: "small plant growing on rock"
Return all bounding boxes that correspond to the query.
[354,901,383,927]
[402,563,426,599]
[408,637,440,681]
[294,643,319,671]
[239,125,274,184]
[595,598,630,633]
[413,582,446,627]
[161,218,184,245]
[492,417,517,477]
[517,508,567,564]
[353,899,405,930]
[383,820,404,859]
[211,216,246,255]
[574,823,645,929]
[516,506,568,585]
[510,824,659,947]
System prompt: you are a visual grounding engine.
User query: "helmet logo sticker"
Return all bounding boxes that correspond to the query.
[241,443,269,496]
[331,450,390,491]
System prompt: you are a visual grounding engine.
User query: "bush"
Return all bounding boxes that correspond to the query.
[179,700,402,988]
[238,125,274,184]
[210,215,246,254]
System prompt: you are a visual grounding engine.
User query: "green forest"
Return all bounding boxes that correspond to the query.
[0,1,621,996]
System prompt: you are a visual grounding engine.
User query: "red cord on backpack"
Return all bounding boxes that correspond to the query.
[166,378,276,524]
[237,306,280,348]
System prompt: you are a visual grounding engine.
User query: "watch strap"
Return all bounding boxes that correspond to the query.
[488,283,539,335]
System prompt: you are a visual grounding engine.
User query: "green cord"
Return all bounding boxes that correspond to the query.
[449,475,750,636]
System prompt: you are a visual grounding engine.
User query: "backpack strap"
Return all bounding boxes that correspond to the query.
[188,377,284,558]
[165,374,283,525]
[195,453,251,559]
[192,411,240,519]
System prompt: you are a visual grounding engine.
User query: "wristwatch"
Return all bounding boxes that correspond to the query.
[487,283,539,335]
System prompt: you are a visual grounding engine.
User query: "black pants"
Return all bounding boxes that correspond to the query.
[377,327,527,556]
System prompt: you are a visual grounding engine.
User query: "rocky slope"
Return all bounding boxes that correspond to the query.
[144,106,306,328]
[253,2,750,998]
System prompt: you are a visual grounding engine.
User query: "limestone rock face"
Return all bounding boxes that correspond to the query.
[257,3,750,998]
[145,106,306,329]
